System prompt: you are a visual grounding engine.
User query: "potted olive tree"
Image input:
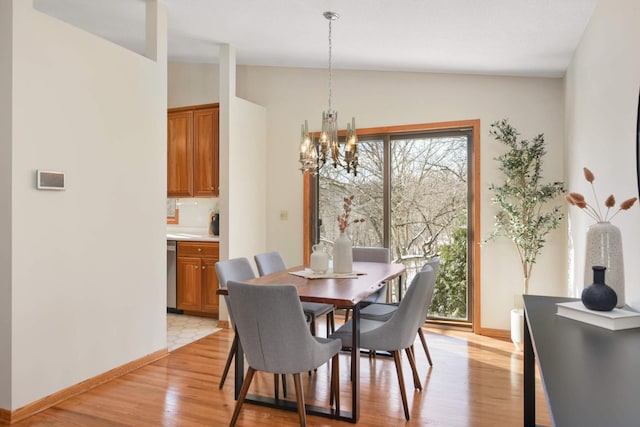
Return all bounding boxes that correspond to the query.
[487,119,565,349]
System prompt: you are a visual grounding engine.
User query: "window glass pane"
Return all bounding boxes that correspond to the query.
[317,130,471,322]
[319,139,384,247]
[391,136,468,320]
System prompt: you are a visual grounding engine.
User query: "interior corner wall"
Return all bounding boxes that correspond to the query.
[0,0,13,412]
[564,0,640,308]
[227,97,267,261]
[10,1,167,409]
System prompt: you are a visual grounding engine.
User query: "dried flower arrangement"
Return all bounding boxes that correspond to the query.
[566,167,637,222]
[337,195,364,233]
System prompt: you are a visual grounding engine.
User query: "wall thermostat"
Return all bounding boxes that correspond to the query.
[37,170,65,190]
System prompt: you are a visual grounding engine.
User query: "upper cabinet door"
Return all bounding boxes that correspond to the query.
[167,111,194,197]
[193,106,219,197]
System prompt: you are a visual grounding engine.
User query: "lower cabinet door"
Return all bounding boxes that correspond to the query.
[177,257,202,311]
[201,258,219,315]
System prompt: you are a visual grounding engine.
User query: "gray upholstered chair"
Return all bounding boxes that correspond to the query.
[227,281,341,426]
[359,257,441,366]
[214,257,257,390]
[216,257,290,398]
[342,247,391,322]
[329,266,437,420]
[254,251,335,336]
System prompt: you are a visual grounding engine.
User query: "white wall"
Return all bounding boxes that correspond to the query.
[565,0,640,308]
[173,198,218,227]
[168,62,219,109]
[227,97,267,261]
[0,0,13,411]
[5,0,167,410]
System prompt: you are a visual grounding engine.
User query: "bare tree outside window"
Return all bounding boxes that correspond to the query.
[318,132,470,320]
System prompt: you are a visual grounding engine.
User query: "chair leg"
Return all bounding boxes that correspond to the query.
[418,327,433,366]
[331,311,335,333]
[330,353,340,412]
[282,374,287,397]
[274,374,287,399]
[308,316,318,375]
[326,312,335,335]
[405,347,422,391]
[219,333,238,389]
[392,350,411,421]
[344,308,350,323]
[230,366,256,427]
[292,373,307,427]
[274,373,279,400]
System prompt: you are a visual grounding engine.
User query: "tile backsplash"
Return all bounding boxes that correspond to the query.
[170,198,218,227]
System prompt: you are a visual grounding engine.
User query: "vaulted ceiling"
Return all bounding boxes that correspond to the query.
[34,0,597,77]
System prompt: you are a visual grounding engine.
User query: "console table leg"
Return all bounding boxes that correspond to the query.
[523,313,535,427]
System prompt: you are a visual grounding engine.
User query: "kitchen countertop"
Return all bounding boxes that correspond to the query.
[167,226,219,242]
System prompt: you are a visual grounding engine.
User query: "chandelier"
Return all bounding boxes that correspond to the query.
[299,11,358,176]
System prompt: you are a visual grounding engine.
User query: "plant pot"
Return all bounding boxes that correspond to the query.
[510,308,524,351]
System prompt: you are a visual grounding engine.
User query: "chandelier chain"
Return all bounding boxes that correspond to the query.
[328,18,333,111]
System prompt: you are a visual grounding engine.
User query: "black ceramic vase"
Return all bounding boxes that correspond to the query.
[581,265,617,311]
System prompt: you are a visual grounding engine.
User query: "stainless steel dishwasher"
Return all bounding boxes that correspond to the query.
[167,240,181,313]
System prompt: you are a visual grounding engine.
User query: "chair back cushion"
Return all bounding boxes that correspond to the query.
[227,281,341,374]
[352,247,390,263]
[360,266,436,351]
[420,257,441,316]
[215,257,256,287]
[214,258,255,325]
[353,247,390,302]
[422,257,441,277]
[254,251,287,276]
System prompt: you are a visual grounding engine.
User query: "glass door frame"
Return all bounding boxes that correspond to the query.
[303,119,482,331]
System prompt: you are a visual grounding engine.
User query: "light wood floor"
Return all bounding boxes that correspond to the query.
[9,323,551,426]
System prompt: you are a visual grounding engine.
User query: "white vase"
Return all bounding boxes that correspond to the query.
[333,232,353,274]
[510,308,524,351]
[584,221,624,308]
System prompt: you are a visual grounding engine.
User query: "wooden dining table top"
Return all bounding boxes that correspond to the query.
[217,261,405,307]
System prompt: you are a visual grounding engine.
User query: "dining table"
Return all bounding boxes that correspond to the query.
[217,261,405,423]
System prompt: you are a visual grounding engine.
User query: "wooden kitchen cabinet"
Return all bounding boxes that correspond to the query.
[176,241,220,317]
[167,103,219,197]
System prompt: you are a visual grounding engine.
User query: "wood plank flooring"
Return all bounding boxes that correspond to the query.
[8,323,551,426]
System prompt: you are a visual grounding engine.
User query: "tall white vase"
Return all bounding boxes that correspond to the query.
[510,308,524,351]
[584,221,624,308]
[333,232,353,274]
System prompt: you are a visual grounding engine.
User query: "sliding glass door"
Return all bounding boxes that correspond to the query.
[316,127,473,322]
